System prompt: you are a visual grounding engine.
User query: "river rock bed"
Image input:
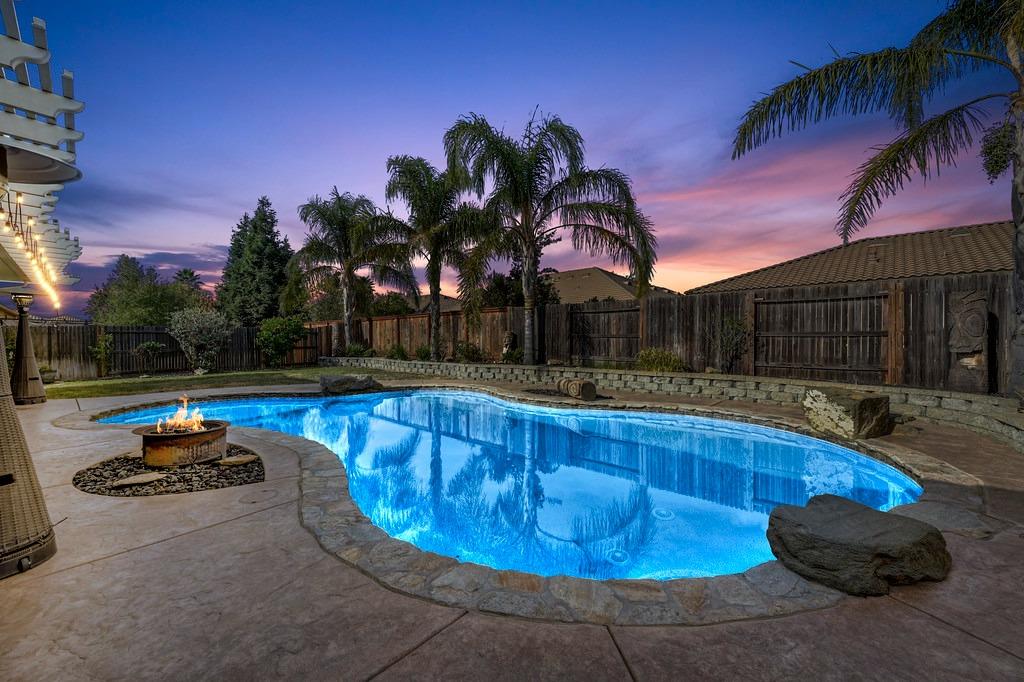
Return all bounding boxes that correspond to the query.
[73,445,264,497]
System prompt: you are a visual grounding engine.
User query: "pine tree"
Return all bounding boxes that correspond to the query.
[216,197,294,325]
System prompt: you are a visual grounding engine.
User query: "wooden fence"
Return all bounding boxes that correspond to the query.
[312,271,1013,395]
[2,269,1013,394]
[0,323,327,380]
[309,307,526,361]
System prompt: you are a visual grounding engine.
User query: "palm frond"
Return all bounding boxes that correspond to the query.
[444,113,525,199]
[837,97,998,240]
[733,46,971,157]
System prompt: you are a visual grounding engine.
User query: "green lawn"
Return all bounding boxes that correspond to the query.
[45,366,419,399]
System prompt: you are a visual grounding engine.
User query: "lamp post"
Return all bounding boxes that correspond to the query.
[10,293,45,405]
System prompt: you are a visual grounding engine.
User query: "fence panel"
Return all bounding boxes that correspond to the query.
[568,301,640,366]
[753,286,888,384]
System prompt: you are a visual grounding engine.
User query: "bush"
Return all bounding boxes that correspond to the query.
[386,344,408,360]
[4,330,15,368]
[634,348,690,373]
[132,340,166,374]
[455,341,484,363]
[89,331,113,377]
[343,343,372,357]
[257,316,307,367]
[502,347,524,364]
[415,344,431,361]
[168,307,234,373]
[705,316,751,373]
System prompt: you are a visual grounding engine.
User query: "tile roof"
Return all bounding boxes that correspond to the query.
[686,221,1014,294]
[544,267,682,304]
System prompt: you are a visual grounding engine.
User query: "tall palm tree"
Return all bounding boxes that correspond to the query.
[173,268,202,290]
[383,155,493,361]
[445,111,657,364]
[732,0,1024,396]
[296,188,417,354]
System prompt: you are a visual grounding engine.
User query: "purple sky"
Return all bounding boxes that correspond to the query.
[24,1,1011,316]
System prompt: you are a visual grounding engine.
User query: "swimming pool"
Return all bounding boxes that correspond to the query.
[103,390,922,580]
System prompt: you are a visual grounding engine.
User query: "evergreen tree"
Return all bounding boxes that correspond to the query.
[86,255,208,325]
[216,197,294,325]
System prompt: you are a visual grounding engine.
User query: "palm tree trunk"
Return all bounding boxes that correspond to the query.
[520,250,539,365]
[428,259,442,361]
[340,275,353,351]
[1010,120,1024,400]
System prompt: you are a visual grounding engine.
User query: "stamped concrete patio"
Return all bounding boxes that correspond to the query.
[2,380,1023,680]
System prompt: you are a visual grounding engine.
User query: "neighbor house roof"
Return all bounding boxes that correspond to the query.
[404,293,462,314]
[686,221,1014,295]
[543,267,682,304]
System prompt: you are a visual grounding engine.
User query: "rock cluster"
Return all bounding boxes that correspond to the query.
[801,388,891,440]
[73,445,264,497]
[320,374,382,395]
[767,494,951,595]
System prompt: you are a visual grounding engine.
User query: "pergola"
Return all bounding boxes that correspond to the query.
[0,0,83,579]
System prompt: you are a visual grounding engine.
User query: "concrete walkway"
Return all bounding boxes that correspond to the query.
[2,384,1023,680]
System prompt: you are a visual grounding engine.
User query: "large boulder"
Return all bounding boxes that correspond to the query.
[801,388,891,440]
[320,374,382,395]
[767,494,951,596]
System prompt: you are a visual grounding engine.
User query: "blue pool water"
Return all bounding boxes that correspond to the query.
[103,390,922,580]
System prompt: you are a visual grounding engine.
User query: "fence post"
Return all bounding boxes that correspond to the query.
[886,281,906,385]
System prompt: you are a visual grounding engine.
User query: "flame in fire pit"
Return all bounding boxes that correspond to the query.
[156,395,205,434]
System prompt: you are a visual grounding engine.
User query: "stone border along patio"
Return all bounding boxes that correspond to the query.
[322,356,1024,453]
[56,381,1009,626]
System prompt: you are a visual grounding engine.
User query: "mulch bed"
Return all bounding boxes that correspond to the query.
[72,444,264,497]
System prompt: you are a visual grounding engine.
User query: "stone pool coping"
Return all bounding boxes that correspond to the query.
[60,382,1006,626]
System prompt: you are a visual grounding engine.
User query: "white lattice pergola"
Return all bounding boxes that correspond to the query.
[0,0,83,309]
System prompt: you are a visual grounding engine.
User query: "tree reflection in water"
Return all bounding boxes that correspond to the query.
[338,399,658,578]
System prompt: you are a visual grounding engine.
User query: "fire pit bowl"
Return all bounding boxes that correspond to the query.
[132,419,230,468]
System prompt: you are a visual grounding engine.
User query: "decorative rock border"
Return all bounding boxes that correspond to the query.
[71,384,1008,625]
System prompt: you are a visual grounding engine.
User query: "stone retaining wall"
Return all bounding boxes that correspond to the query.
[321,356,1024,452]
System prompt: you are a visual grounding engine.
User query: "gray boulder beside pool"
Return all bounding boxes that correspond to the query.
[766,494,951,596]
[320,374,382,395]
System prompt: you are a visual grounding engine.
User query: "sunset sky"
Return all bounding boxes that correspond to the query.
[28,0,1012,315]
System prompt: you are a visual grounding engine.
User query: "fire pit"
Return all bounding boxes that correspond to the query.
[131,395,229,468]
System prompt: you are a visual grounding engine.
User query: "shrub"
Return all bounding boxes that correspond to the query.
[4,329,15,368]
[455,341,484,363]
[89,331,113,377]
[132,340,166,374]
[168,307,234,373]
[257,316,307,367]
[414,344,431,361]
[634,348,690,373]
[705,316,751,373]
[386,344,408,360]
[502,347,524,364]
[344,343,372,357]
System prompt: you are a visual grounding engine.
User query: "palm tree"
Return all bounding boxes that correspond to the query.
[383,156,493,361]
[732,0,1024,396]
[173,268,202,290]
[296,188,417,354]
[444,111,657,364]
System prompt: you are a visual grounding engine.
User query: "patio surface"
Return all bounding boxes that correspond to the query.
[2,380,1023,680]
